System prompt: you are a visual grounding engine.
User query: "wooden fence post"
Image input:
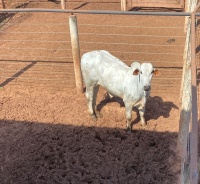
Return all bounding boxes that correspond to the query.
[178,14,192,184]
[184,0,198,32]
[121,0,127,11]
[190,11,199,184]
[69,15,83,94]
[61,0,66,9]
[178,1,198,183]
[0,0,5,9]
[178,55,191,184]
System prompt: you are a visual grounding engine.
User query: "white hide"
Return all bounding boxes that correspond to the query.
[81,50,157,131]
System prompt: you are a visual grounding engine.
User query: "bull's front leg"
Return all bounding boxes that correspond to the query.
[138,106,147,127]
[138,95,148,127]
[124,101,132,132]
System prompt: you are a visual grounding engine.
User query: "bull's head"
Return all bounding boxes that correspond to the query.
[131,62,160,91]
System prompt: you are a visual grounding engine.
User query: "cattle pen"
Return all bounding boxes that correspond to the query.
[0,1,199,184]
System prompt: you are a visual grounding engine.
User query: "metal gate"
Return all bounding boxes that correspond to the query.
[129,0,185,9]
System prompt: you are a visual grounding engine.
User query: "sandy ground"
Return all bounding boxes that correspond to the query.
[0,1,186,183]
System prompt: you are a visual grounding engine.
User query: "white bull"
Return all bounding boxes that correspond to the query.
[81,50,160,131]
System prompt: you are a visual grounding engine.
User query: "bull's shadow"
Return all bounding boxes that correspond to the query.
[97,94,179,126]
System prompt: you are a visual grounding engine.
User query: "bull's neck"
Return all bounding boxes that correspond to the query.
[123,72,143,97]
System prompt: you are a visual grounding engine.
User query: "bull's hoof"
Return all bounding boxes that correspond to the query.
[96,111,103,118]
[141,122,148,128]
[126,126,132,133]
[91,114,97,121]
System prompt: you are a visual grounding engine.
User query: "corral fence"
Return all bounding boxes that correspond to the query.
[0,3,199,184]
[0,0,187,11]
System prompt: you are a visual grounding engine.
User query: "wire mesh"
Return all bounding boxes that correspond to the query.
[77,15,185,95]
[0,11,75,90]
[0,9,185,95]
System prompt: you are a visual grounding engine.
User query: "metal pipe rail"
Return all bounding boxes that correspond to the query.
[0,8,192,16]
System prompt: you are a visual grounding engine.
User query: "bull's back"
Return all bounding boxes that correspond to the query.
[81,51,102,83]
[81,50,127,67]
[81,50,129,92]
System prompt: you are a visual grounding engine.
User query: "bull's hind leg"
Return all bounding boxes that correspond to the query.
[85,84,101,121]
[93,85,102,118]
[85,85,96,121]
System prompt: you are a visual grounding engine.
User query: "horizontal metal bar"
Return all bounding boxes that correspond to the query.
[81,49,183,55]
[0,22,68,25]
[152,77,181,80]
[79,32,185,38]
[0,8,192,16]
[80,41,184,47]
[0,76,70,80]
[79,24,183,29]
[0,68,74,74]
[123,60,183,64]
[0,47,69,51]
[13,1,56,3]
[0,61,72,65]
[0,31,68,34]
[0,55,72,59]
[0,39,70,43]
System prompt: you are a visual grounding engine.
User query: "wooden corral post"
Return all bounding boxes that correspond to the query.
[178,11,192,183]
[178,1,198,183]
[69,15,83,94]
[184,0,198,32]
[0,0,5,9]
[121,0,127,11]
[61,0,66,9]
[178,50,192,184]
[190,11,199,184]
[181,0,198,96]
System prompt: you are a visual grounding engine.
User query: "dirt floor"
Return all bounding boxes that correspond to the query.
[0,1,186,184]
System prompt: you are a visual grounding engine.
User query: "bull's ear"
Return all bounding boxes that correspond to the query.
[133,69,140,75]
[152,69,160,76]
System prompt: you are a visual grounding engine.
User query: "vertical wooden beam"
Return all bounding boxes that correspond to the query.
[61,0,66,9]
[184,0,198,32]
[69,15,83,94]
[179,1,199,183]
[190,11,199,184]
[178,36,192,183]
[121,0,127,11]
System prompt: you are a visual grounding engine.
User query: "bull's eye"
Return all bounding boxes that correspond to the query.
[140,71,142,74]
[151,70,154,74]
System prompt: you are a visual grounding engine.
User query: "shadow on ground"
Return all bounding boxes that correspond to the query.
[97,94,179,127]
[0,3,29,28]
[0,120,179,184]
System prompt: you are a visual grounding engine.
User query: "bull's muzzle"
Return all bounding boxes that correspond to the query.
[143,85,151,91]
